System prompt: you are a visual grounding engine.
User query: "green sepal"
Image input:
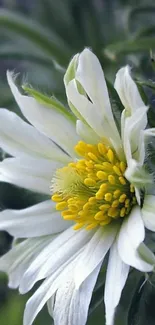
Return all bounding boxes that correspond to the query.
[64,53,79,86]
[64,54,87,122]
[22,85,76,123]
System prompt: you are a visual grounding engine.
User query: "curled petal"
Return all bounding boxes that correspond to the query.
[115,66,145,115]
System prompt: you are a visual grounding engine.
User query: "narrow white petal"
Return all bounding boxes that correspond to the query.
[125,159,152,192]
[19,227,93,293]
[0,200,72,237]
[47,296,55,317]
[0,109,70,163]
[117,206,154,271]
[76,49,112,119]
[23,251,82,325]
[0,236,53,289]
[53,262,102,325]
[76,120,101,144]
[74,223,119,288]
[7,71,79,157]
[66,79,107,137]
[0,157,63,194]
[114,66,145,114]
[144,127,155,139]
[122,106,148,164]
[138,242,155,265]
[104,242,129,325]
[142,195,155,231]
[66,79,122,154]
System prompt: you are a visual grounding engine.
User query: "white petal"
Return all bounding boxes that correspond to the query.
[144,127,155,140]
[142,195,155,231]
[76,49,113,119]
[7,71,79,158]
[0,200,72,237]
[19,227,93,293]
[47,296,55,317]
[0,157,63,194]
[76,120,101,144]
[0,109,70,163]
[0,236,53,289]
[117,206,154,271]
[53,262,102,325]
[138,242,155,266]
[114,66,145,114]
[125,159,152,191]
[23,248,101,325]
[122,106,148,164]
[23,251,82,325]
[66,79,122,154]
[104,242,129,325]
[64,53,79,87]
[74,223,119,288]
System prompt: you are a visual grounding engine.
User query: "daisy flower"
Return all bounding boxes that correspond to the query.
[0,48,155,325]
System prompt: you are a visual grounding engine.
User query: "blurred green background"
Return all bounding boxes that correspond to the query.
[1,0,155,324]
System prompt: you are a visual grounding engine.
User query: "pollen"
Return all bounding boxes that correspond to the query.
[51,141,136,231]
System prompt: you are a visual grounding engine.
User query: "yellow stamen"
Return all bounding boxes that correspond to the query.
[113,165,122,176]
[63,214,77,220]
[88,197,96,204]
[86,223,98,230]
[96,190,104,200]
[119,194,127,203]
[119,177,126,185]
[107,149,114,163]
[108,175,115,184]
[99,204,110,211]
[98,143,107,155]
[52,194,62,202]
[73,223,85,230]
[105,193,113,202]
[100,217,111,226]
[51,140,136,231]
[108,207,119,218]
[96,171,108,180]
[112,199,119,207]
[94,211,105,220]
[120,207,126,217]
[87,152,98,162]
[84,178,96,186]
[56,201,67,210]
[113,189,121,198]
[120,161,126,173]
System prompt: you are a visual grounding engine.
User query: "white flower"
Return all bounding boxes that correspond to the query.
[0,48,155,325]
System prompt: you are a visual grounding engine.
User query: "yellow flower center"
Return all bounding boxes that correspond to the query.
[51,141,136,230]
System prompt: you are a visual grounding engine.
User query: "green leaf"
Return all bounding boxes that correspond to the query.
[137,79,155,92]
[23,86,76,123]
[0,182,48,210]
[103,37,155,61]
[128,6,155,31]
[135,26,155,38]
[0,44,55,68]
[128,273,155,325]
[0,9,72,66]
[115,270,144,325]
[135,79,155,128]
